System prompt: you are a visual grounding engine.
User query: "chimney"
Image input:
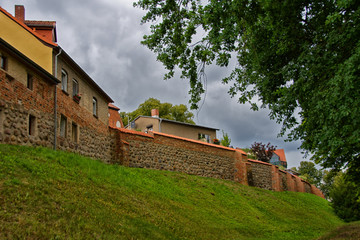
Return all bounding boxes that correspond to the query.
[15,5,25,22]
[151,109,159,118]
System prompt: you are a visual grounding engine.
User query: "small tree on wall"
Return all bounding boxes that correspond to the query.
[250,142,277,163]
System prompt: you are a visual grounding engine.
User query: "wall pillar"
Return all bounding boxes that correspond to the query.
[271,165,281,191]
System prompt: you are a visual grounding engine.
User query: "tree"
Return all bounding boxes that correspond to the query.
[293,161,323,188]
[121,98,195,126]
[134,0,360,178]
[319,169,338,200]
[220,130,231,147]
[329,171,360,222]
[250,142,277,163]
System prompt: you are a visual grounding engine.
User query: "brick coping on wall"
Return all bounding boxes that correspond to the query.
[111,127,154,138]
[248,159,273,166]
[110,126,248,154]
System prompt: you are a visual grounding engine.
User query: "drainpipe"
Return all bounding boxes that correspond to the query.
[54,48,62,150]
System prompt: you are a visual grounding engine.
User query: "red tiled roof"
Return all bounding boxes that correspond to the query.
[0,7,57,47]
[273,149,287,162]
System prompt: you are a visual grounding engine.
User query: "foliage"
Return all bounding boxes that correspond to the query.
[0,144,343,239]
[329,172,360,222]
[120,97,195,126]
[220,130,231,147]
[240,148,257,160]
[293,161,323,188]
[134,0,360,180]
[319,169,338,200]
[250,142,277,163]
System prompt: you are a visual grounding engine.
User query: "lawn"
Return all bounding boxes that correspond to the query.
[0,144,343,239]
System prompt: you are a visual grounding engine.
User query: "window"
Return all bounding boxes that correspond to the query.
[61,69,68,92]
[27,73,33,90]
[72,122,78,142]
[29,115,36,136]
[72,79,79,97]
[60,115,67,137]
[198,133,210,143]
[92,97,97,117]
[0,55,7,70]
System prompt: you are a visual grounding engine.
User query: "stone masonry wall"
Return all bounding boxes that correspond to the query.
[0,69,55,148]
[0,62,115,163]
[56,87,115,163]
[116,129,240,180]
[247,160,273,190]
[113,128,325,198]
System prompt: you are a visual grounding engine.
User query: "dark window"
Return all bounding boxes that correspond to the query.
[198,133,210,143]
[60,115,67,137]
[61,69,68,92]
[29,115,36,136]
[72,79,79,97]
[27,73,33,90]
[0,55,7,70]
[93,97,97,117]
[72,122,78,142]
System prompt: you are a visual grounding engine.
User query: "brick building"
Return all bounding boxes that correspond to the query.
[0,5,116,161]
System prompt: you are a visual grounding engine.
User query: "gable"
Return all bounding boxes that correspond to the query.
[0,7,55,73]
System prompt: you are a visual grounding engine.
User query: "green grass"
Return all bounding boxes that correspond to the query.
[0,144,343,239]
[316,221,360,240]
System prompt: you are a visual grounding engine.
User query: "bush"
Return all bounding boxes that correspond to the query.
[330,172,360,222]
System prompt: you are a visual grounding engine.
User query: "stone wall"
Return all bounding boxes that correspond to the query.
[0,69,55,148]
[115,128,246,181]
[245,159,324,197]
[0,56,115,163]
[112,128,325,198]
[247,160,273,190]
[56,87,115,162]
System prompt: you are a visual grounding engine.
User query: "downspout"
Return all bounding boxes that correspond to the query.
[54,48,62,150]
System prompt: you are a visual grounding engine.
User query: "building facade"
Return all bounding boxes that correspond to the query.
[0,5,116,162]
[130,109,218,143]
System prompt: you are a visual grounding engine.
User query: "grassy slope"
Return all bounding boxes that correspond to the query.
[316,221,360,240]
[0,144,343,239]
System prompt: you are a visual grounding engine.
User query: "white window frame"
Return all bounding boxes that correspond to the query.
[93,97,97,117]
[72,79,79,97]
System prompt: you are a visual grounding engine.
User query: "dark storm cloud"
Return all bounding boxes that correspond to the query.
[0,0,309,167]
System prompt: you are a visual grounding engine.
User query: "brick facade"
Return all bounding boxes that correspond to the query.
[0,39,115,163]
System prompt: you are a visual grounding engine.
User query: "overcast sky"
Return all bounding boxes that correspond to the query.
[1,0,312,168]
